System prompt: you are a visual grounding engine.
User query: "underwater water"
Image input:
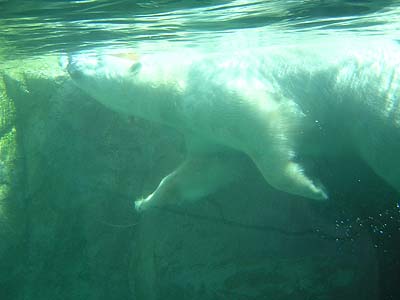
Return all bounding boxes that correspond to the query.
[0,0,400,299]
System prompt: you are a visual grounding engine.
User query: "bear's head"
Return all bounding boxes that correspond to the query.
[67,50,192,122]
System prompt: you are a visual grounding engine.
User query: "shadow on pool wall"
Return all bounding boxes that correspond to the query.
[0,60,398,300]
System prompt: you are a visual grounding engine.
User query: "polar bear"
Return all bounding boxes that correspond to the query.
[67,39,400,211]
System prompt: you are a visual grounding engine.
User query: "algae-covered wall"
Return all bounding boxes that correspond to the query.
[0,57,397,300]
[0,65,21,292]
[0,71,17,225]
[0,57,184,300]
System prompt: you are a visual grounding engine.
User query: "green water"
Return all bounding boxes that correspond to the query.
[0,1,399,299]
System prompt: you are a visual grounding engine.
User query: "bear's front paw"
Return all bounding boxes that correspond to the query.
[134,192,155,212]
[134,198,146,212]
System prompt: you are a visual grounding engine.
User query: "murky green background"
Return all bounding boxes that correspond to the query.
[0,1,399,299]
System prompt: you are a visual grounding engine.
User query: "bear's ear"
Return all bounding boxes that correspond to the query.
[129,62,142,74]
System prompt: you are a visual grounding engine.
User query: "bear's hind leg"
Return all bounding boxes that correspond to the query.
[249,150,327,201]
[245,95,328,201]
[135,152,247,212]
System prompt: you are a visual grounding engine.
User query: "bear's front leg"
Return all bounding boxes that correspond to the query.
[135,152,247,212]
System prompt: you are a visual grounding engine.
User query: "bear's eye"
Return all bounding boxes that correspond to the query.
[129,62,142,74]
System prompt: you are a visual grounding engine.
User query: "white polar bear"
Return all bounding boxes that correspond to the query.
[67,40,400,211]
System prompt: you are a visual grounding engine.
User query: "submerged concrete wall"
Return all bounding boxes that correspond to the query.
[0,58,391,300]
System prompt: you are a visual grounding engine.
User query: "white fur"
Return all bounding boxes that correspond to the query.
[68,40,400,210]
